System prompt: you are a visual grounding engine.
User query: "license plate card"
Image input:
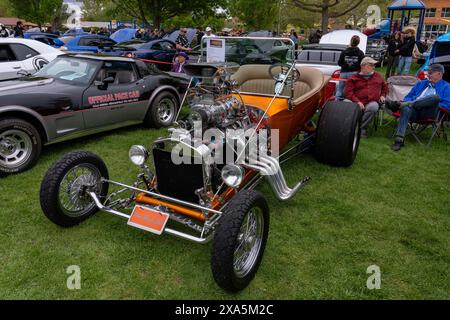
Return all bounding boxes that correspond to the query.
[127,205,170,235]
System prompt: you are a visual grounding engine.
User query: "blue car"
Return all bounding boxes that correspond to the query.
[23,32,65,48]
[418,33,450,82]
[113,39,178,71]
[111,28,138,43]
[63,28,88,37]
[62,35,118,53]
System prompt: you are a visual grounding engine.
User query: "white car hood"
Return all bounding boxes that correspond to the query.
[320,30,367,53]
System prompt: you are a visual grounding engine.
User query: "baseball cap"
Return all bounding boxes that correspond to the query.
[176,51,189,59]
[205,27,212,32]
[360,57,378,65]
[426,63,445,74]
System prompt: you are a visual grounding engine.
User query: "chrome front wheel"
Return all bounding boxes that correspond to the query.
[211,190,269,292]
[233,207,265,278]
[58,164,103,217]
[40,151,109,227]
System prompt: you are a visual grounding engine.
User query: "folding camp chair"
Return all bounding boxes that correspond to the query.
[391,107,449,146]
[374,75,420,131]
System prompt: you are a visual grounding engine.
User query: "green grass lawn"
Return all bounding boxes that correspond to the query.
[0,118,448,299]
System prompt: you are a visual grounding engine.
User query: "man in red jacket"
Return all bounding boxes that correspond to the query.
[344,57,388,137]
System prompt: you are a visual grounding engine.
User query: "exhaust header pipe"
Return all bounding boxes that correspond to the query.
[244,154,311,201]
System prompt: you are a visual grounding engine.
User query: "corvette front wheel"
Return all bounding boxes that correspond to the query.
[0,118,42,176]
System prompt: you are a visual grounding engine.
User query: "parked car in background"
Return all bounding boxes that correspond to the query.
[63,28,88,37]
[110,28,138,43]
[24,32,65,48]
[365,39,388,67]
[417,33,450,82]
[112,39,178,71]
[0,54,188,175]
[62,35,118,53]
[190,37,290,65]
[0,38,62,81]
[296,43,347,76]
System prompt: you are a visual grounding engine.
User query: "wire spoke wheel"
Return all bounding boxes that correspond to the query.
[40,151,109,227]
[211,190,269,292]
[58,164,102,217]
[233,208,264,278]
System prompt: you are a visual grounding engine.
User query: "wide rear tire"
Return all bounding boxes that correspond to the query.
[315,100,362,167]
[40,151,109,227]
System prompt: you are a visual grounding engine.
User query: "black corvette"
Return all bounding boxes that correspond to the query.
[0,54,188,175]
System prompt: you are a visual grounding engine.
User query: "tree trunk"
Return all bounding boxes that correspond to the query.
[322,6,329,34]
[153,15,161,29]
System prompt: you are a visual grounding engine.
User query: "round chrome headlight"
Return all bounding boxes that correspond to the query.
[221,164,244,188]
[129,145,149,166]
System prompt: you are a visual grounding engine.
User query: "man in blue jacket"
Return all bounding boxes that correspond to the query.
[385,64,450,151]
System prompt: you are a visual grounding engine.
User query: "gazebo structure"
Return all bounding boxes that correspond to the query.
[388,0,427,41]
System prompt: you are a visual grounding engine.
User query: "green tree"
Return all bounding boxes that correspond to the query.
[0,0,13,16]
[108,0,226,29]
[82,0,120,21]
[229,0,278,31]
[8,0,64,28]
[50,2,70,31]
[291,0,365,33]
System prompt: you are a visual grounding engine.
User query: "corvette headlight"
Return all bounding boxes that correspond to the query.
[129,145,149,166]
[221,164,244,188]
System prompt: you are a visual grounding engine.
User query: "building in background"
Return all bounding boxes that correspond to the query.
[64,0,84,29]
[422,0,450,39]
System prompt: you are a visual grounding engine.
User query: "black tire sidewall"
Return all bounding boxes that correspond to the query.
[315,100,361,167]
[211,190,270,292]
[146,91,178,128]
[40,151,109,227]
[0,118,42,176]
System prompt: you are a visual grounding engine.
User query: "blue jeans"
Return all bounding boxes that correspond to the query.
[398,56,412,75]
[335,71,357,100]
[395,94,441,139]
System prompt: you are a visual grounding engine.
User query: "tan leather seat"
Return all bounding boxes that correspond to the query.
[231,64,326,103]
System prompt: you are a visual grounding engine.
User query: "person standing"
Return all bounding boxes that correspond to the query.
[176,28,192,53]
[204,27,215,38]
[336,35,365,100]
[196,27,204,45]
[13,21,24,38]
[385,31,402,79]
[308,29,321,44]
[0,24,10,38]
[396,27,416,75]
[344,57,387,138]
[290,29,299,59]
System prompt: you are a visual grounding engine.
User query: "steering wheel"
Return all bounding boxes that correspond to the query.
[268,63,300,83]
